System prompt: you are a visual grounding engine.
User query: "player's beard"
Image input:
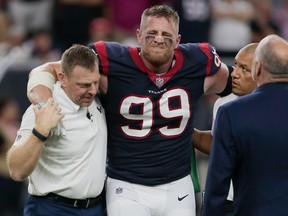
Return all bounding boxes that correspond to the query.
[142,46,172,68]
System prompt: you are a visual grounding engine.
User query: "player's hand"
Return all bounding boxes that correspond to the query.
[33,98,64,136]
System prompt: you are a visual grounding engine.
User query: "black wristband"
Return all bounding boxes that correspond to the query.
[32,128,48,142]
[216,65,233,97]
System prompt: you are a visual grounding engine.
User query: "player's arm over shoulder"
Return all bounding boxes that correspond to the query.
[27,61,61,104]
[204,63,230,95]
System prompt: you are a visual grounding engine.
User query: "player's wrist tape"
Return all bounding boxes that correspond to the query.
[32,128,48,142]
[216,65,233,97]
[27,72,55,94]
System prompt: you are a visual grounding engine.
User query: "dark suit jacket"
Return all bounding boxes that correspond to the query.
[203,82,288,216]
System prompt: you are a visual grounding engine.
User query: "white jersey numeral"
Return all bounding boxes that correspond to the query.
[120,89,190,138]
[211,47,221,67]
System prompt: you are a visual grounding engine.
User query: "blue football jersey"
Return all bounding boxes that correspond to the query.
[91,41,221,185]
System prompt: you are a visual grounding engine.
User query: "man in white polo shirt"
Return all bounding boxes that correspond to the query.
[7,44,107,216]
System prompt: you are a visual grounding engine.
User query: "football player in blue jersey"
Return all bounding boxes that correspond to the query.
[26,4,231,216]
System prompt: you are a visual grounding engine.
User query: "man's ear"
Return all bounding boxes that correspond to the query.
[175,34,181,47]
[252,60,261,82]
[136,29,142,44]
[58,73,66,85]
[255,61,262,78]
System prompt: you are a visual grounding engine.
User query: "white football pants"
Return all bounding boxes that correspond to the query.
[106,175,195,216]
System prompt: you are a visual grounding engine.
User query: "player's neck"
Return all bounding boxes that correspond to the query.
[141,55,175,75]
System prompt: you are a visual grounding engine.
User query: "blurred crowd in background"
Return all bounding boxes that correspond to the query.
[0,0,287,215]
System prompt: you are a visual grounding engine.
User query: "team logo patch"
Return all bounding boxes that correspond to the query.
[97,106,102,113]
[156,77,164,87]
[16,134,22,141]
[116,187,123,194]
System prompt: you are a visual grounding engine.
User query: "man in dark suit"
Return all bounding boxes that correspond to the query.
[202,34,288,216]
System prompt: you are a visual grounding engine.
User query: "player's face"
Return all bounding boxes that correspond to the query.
[231,50,257,96]
[60,65,100,107]
[137,16,180,68]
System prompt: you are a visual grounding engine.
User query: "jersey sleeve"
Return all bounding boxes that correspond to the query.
[179,42,222,78]
[198,43,222,77]
[89,41,130,77]
[89,41,108,76]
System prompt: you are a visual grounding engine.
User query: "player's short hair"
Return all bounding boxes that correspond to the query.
[140,4,180,34]
[61,44,98,76]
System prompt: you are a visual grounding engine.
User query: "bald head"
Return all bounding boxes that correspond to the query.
[255,35,288,75]
[252,34,288,85]
[239,43,258,56]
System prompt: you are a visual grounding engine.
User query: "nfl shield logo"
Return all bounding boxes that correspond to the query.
[116,187,123,194]
[16,134,22,141]
[156,77,164,87]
